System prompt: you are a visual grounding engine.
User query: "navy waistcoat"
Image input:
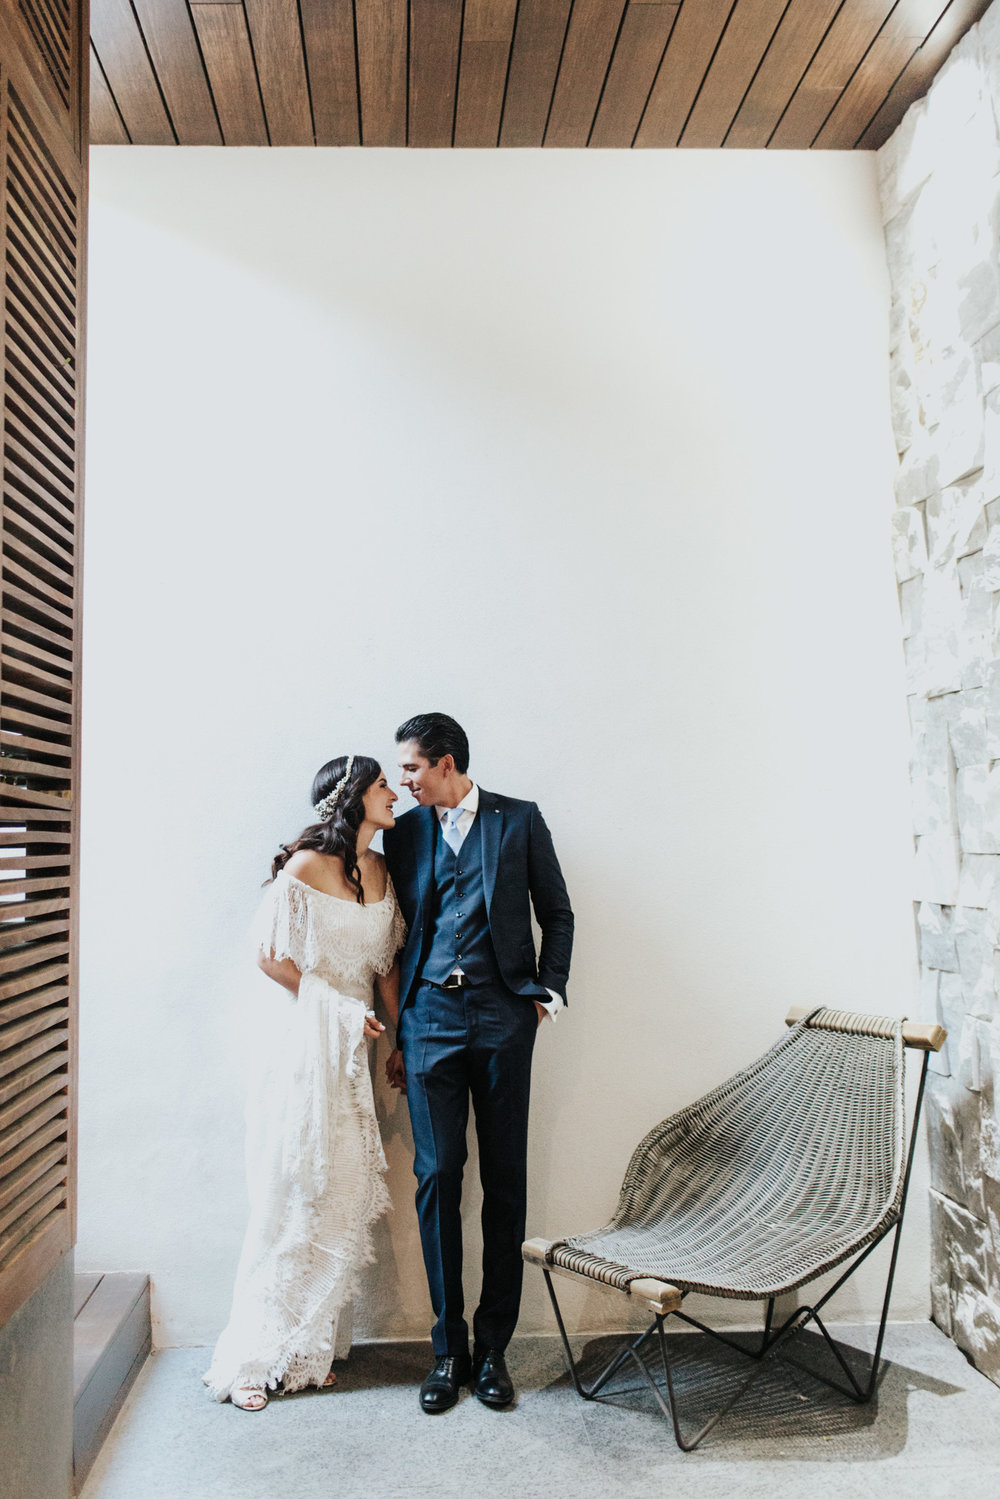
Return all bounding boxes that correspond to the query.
[422,820,500,986]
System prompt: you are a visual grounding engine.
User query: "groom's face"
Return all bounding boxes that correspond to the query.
[397,740,450,807]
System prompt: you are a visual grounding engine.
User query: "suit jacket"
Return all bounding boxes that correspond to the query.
[383,788,574,1015]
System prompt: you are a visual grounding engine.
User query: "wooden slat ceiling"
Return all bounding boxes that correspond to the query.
[90,0,993,149]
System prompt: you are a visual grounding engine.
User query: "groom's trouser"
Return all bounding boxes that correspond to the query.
[400,978,537,1358]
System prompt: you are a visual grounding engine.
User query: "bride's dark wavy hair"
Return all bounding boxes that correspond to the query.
[269,755,382,902]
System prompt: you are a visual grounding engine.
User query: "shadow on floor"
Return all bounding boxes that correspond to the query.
[565,1326,964,1459]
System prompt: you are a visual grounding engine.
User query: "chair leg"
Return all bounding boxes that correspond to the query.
[543,1269,656,1399]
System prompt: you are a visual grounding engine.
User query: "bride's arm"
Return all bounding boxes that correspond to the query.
[375,965,406,1092]
[257,947,301,996]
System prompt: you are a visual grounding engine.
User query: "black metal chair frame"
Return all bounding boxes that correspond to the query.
[541,1048,930,1451]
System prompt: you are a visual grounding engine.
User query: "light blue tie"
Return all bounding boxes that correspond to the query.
[442,808,464,856]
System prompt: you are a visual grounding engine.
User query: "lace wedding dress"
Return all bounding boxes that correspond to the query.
[204,869,405,1401]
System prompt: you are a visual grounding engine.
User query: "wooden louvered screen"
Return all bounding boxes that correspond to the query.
[0,0,86,1329]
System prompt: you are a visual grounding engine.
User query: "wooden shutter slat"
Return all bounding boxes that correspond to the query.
[0,873,70,897]
[6,341,74,433]
[0,939,70,977]
[0,920,68,953]
[0,863,72,875]
[1,631,73,679]
[0,982,69,1025]
[0,1140,66,1216]
[0,1035,68,1099]
[0,832,71,847]
[2,604,73,656]
[0,1182,66,1261]
[0,1001,67,1045]
[0,1151,65,1235]
[5,440,78,521]
[1,4,83,1329]
[0,1116,66,1186]
[2,556,74,615]
[0,1095,67,1173]
[1,582,73,635]
[0,727,70,759]
[4,127,75,262]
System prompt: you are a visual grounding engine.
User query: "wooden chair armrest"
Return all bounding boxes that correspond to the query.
[522,1239,681,1314]
[784,1006,946,1052]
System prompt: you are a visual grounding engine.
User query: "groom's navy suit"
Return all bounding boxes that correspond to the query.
[384,789,573,1357]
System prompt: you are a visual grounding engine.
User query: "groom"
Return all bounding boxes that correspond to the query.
[383,713,573,1412]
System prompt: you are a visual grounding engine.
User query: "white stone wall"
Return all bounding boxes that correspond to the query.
[879,5,1000,1385]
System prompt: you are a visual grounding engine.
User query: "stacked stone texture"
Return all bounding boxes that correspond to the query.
[878,6,1000,1386]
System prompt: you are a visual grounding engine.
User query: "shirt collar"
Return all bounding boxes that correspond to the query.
[437,782,479,822]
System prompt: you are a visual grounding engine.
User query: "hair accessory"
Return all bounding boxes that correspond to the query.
[314,754,355,821]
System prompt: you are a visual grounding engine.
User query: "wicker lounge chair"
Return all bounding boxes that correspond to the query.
[523,1005,945,1449]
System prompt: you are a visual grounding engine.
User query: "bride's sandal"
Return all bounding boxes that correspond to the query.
[231,1386,268,1411]
[321,1368,337,1390]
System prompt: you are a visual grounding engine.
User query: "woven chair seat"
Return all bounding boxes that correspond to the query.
[550,1008,905,1301]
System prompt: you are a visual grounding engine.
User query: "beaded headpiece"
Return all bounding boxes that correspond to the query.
[314,754,355,821]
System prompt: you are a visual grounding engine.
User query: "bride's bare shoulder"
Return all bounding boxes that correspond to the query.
[284,850,341,888]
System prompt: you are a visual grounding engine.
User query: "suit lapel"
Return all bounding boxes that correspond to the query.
[479,787,503,911]
[413,806,437,930]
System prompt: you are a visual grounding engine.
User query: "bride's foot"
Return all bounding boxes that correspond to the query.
[322,1368,337,1389]
[231,1386,268,1411]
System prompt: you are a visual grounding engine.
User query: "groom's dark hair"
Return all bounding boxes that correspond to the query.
[396,713,470,774]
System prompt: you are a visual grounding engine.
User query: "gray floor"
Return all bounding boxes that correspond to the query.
[81,1323,1000,1499]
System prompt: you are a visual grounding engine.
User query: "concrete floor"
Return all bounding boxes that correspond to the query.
[81,1322,1000,1499]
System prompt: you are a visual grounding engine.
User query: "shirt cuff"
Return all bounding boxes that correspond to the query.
[539,988,565,1023]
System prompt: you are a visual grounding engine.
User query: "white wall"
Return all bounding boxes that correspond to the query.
[80,147,920,1348]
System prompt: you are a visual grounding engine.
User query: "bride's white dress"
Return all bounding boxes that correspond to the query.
[204,869,405,1401]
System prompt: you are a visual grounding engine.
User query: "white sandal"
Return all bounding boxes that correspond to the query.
[231,1386,268,1411]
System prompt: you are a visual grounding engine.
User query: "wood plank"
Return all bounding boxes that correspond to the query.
[0,961,69,1004]
[4,582,75,638]
[0,1119,67,1188]
[0,919,69,950]
[0,874,72,897]
[73,1271,101,1318]
[130,0,222,144]
[88,46,129,144]
[454,0,517,147]
[500,0,572,147]
[0,726,71,758]
[0,1144,66,1219]
[680,0,794,147]
[299,0,359,146]
[0,1182,66,1263]
[0,1049,67,1111]
[590,2,678,148]
[356,0,408,146]
[0,1090,67,1157]
[0,939,70,977]
[769,0,900,149]
[813,2,932,149]
[725,0,842,147]
[2,557,75,618]
[545,0,628,148]
[190,3,268,146]
[857,0,991,148]
[634,0,734,147]
[0,682,72,722]
[244,0,313,146]
[90,0,175,144]
[409,0,463,147]
[0,983,70,1025]
[7,343,77,440]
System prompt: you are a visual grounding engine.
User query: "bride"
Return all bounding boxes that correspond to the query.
[204,754,405,1410]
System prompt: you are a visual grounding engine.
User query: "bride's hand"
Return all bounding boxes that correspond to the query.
[364,1013,386,1041]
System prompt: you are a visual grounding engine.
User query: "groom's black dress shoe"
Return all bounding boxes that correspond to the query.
[419,1354,472,1413]
[473,1349,514,1408]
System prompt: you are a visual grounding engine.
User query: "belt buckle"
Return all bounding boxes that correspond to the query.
[442,974,464,990]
